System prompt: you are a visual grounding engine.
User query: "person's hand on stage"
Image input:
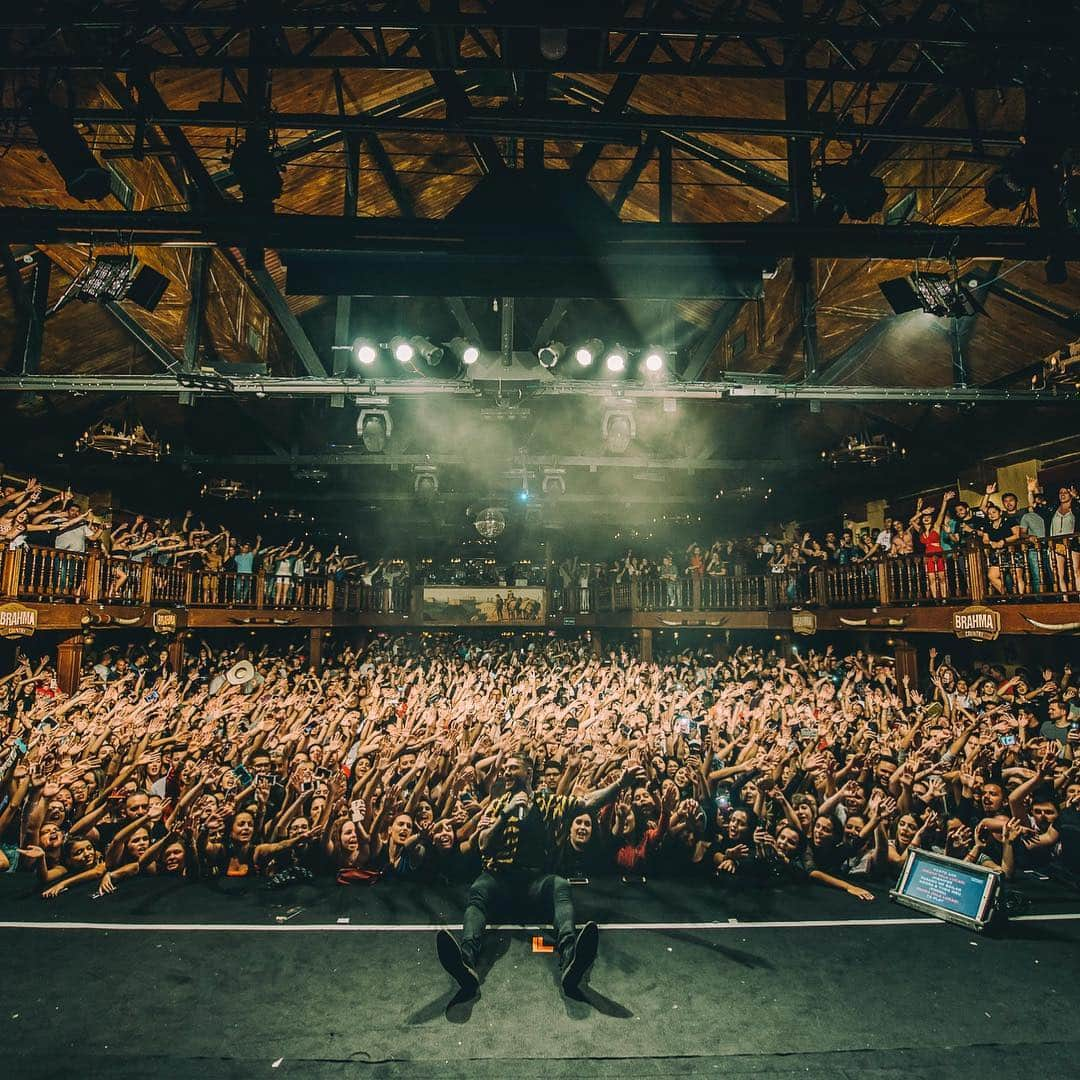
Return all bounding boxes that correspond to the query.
[847,886,875,902]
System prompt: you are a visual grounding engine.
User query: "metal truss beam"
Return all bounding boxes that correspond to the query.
[0,103,1031,148]
[0,8,1068,46]
[2,375,1076,405]
[258,491,716,507]
[178,449,798,472]
[2,209,1076,262]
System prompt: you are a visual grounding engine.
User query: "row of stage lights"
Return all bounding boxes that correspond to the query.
[350,336,668,377]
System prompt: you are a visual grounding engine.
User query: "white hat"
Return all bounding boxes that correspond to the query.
[226,660,256,686]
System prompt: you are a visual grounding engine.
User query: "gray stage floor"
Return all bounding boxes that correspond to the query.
[1,874,1078,1078]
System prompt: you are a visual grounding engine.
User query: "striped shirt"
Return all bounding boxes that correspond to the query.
[482,792,573,874]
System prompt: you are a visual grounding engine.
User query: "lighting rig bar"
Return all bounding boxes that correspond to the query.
[177,450,797,473]
[2,376,1076,405]
[0,105,1034,149]
[0,211,1077,263]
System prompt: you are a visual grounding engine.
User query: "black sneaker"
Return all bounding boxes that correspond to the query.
[560,921,599,995]
[436,929,479,996]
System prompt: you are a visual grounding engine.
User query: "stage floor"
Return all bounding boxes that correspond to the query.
[2,873,1079,1079]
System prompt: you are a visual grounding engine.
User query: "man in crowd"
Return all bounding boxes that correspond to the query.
[435,753,645,998]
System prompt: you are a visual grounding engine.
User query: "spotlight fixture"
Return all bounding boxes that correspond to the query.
[538,341,565,369]
[357,408,392,453]
[352,338,378,365]
[879,272,985,319]
[389,336,415,364]
[542,468,566,496]
[602,401,636,455]
[604,343,628,374]
[413,465,439,497]
[642,346,666,375]
[23,94,110,202]
[1045,255,1068,285]
[53,255,170,314]
[449,337,481,366]
[814,161,886,221]
[984,148,1043,211]
[201,478,259,500]
[821,433,905,467]
[76,418,165,459]
[229,138,284,206]
[411,336,445,367]
[575,338,602,367]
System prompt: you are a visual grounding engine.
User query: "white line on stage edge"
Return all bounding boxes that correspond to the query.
[0,913,1078,933]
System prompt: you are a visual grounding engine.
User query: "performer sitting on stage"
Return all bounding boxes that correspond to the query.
[436,752,646,997]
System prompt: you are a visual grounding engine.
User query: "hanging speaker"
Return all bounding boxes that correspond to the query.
[125,266,170,312]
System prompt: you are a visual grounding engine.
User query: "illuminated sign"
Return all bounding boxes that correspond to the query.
[152,609,178,634]
[953,605,1001,642]
[791,611,817,636]
[0,603,36,638]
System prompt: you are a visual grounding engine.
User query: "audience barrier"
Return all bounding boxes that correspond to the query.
[3,540,1080,617]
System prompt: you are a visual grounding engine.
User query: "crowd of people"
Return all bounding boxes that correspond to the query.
[1,632,1077,903]
[555,476,1080,607]
[0,475,412,603]
[5,471,1079,611]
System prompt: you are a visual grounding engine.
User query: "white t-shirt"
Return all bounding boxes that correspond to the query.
[55,522,90,552]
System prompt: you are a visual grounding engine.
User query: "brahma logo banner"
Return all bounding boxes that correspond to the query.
[953,605,1001,642]
[0,603,37,638]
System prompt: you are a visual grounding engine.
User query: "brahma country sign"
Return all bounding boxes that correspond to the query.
[0,602,37,638]
[422,587,546,624]
[953,605,1001,642]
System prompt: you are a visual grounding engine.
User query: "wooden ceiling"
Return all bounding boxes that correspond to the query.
[1,0,1078,518]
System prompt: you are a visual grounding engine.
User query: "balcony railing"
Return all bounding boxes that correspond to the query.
[3,538,1080,620]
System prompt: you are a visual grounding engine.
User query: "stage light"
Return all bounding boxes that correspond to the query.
[23,95,110,202]
[1046,256,1068,285]
[984,148,1042,211]
[229,138,284,206]
[357,408,391,452]
[352,338,378,365]
[411,336,445,367]
[542,467,566,496]
[642,346,666,374]
[390,336,415,364]
[448,337,480,366]
[602,403,636,454]
[605,344,628,374]
[814,162,886,221]
[63,255,170,313]
[879,273,984,318]
[518,489,529,502]
[414,466,439,497]
[538,341,565,369]
[575,338,602,367]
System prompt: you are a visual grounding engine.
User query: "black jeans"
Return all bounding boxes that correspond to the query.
[461,869,576,968]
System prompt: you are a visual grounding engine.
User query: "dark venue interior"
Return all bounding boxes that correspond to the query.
[1,3,1080,1078]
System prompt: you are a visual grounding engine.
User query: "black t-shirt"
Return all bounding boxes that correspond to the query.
[514,803,548,872]
[1055,808,1080,872]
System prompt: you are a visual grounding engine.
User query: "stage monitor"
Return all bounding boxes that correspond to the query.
[890,847,1001,932]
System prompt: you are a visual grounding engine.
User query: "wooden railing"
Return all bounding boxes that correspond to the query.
[4,539,1080,619]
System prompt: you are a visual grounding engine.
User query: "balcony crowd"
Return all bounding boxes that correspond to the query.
[2,473,1078,613]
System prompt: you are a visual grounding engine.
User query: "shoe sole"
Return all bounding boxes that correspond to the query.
[436,930,479,995]
[561,921,599,994]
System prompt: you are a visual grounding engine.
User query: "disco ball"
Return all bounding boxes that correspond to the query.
[474,507,506,540]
